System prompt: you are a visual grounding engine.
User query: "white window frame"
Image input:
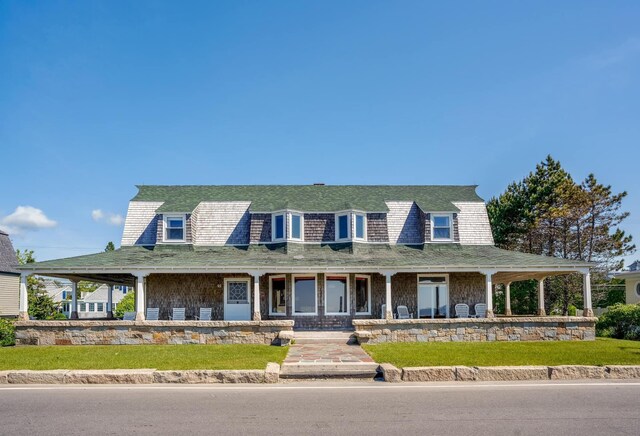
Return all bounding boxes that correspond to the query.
[163,214,187,243]
[353,213,367,241]
[431,213,454,242]
[272,213,286,242]
[269,275,287,316]
[417,274,450,319]
[354,274,371,315]
[292,274,318,316]
[324,274,350,316]
[335,213,351,241]
[289,212,304,241]
[224,277,251,304]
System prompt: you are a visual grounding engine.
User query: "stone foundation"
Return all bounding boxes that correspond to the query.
[14,320,294,346]
[352,317,597,344]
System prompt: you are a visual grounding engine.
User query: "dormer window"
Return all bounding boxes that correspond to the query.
[354,213,366,240]
[164,215,186,242]
[336,214,350,241]
[432,214,452,241]
[273,213,285,241]
[290,213,303,240]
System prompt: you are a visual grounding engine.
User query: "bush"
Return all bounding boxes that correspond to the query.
[114,292,135,319]
[596,304,640,340]
[0,318,16,347]
[567,305,577,316]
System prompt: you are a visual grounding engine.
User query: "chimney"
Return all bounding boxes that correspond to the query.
[313,183,325,186]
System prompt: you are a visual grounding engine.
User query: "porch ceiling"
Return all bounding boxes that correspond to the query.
[36,272,136,287]
[492,270,578,285]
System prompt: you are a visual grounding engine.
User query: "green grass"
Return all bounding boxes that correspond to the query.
[0,344,288,370]
[362,338,640,368]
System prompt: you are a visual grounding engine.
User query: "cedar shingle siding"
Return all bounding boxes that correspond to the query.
[366,213,388,242]
[250,214,271,243]
[386,201,423,244]
[304,214,335,242]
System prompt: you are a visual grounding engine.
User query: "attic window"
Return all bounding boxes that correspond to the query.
[336,214,350,240]
[432,214,452,241]
[273,213,285,241]
[164,215,185,242]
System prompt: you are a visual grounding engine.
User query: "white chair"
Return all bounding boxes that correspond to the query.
[169,307,186,321]
[145,308,159,321]
[473,303,487,319]
[122,311,136,321]
[455,303,470,318]
[196,307,212,321]
[396,305,413,319]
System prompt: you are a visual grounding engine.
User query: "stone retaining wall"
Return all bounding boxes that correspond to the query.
[14,320,294,346]
[353,316,597,343]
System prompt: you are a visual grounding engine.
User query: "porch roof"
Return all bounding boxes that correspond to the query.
[19,243,591,276]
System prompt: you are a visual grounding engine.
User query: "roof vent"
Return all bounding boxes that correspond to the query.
[313,183,325,186]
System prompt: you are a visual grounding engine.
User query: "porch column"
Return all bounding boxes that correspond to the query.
[504,282,512,316]
[382,271,395,320]
[135,273,147,321]
[18,273,29,320]
[484,271,495,318]
[251,272,262,321]
[537,278,546,316]
[582,270,594,317]
[106,285,114,319]
[70,280,79,319]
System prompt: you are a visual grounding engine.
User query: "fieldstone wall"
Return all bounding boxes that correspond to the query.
[14,320,294,346]
[353,317,597,343]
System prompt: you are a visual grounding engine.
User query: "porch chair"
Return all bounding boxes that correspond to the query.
[396,305,413,319]
[145,308,159,321]
[196,307,212,321]
[454,303,470,318]
[169,307,186,321]
[473,303,487,319]
[122,311,136,321]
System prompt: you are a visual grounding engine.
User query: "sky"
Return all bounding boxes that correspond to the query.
[1,1,639,265]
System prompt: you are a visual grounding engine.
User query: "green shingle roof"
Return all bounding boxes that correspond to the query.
[21,243,589,271]
[132,185,484,213]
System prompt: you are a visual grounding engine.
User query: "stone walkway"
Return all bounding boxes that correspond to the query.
[284,342,376,365]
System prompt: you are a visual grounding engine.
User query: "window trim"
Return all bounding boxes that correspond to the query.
[335,213,351,241]
[289,213,304,241]
[292,274,318,316]
[223,277,251,304]
[269,275,287,316]
[430,213,454,242]
[163,214,187,243]
[272,213,286,242]
[353,213,367,241]
[325,274,350,316]
[354,274,372,315]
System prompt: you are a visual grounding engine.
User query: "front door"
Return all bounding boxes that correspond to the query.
[224,278,251,321]
[417,276,449,318]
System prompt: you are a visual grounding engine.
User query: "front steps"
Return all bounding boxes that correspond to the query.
[292,330,356,344]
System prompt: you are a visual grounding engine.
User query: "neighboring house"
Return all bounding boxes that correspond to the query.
[17,185,595,330]
[41,280,128,318]
[613,270,640,305]
[0,230,20,317]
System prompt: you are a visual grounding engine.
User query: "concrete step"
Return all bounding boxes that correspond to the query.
[293,330,356,344]
[280,362,380,379]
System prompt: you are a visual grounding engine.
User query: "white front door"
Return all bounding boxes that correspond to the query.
[417,275,449,318]
[224,278,251,321]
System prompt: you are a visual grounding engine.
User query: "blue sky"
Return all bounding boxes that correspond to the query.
[1,1,639,265]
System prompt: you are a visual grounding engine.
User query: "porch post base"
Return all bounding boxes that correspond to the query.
[583,308,594,317]
[486,309,495,318]
[106,312,114,319]
[70,311,79,319]
[18,311,29,321]
[135,312,145,321]
[504,309,512,316]
[385,310,393,321]
[537,309,546,316]
[253,311,262,321]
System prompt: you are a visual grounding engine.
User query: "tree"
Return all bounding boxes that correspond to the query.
[105,241,115,252]
[16,249,66,320]
[114,292,134,319]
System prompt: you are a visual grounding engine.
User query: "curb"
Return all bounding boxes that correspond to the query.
[378,364,640,382]
[0,363,281,385]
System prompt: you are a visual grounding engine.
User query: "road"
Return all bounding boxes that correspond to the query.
[1,381,639,435]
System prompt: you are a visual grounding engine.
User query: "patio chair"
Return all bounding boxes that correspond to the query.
[396,305,413,319]
[169,307,186,321]
[454,303,470,318]
[145,308,159,321]
[122,311,136,321]
[196,307,212,321]
[473,303,487,319]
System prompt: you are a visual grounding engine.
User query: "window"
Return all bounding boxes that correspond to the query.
[88,303,95,312]
[164,215,185,242]
[273,213,285,240]
[336,214,350,240]
[97,303,104,312]
[61,291,68,300]
[293,275,317,315]
[354,214,366,240]
[80,303,86,312]
[269,276,287,316]
[325,275,349,315]
[636,282,640,297]
[355,275,371,314]
[290,213,303,240]
[432,214,452,240]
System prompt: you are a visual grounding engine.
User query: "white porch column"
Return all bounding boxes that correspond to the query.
[251,272,262,321]
[480,270,496,318]
[106,285,114,319]
[383,271,395,320]
[537,278,546,316]
[582,270,594,317]
[70,280,79,319]
[504,282,512,316]
[18,273,29,320]
[135,273,147,321]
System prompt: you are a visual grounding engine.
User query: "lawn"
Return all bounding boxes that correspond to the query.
[362,338,640,368]
[0,344,288,370]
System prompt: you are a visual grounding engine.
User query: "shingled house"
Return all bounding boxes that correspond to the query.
[15,185,596,345]
[0,230,20,317]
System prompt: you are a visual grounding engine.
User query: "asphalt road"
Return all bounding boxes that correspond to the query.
[1,381,639,436]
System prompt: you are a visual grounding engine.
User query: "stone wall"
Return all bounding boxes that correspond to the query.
[353,317,597,344]
[15,320,294,346]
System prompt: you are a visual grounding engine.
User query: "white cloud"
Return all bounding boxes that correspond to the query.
[92,209,125,227]
[0,206,57,234]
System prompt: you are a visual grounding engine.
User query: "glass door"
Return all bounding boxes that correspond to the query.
[417,276,449,318]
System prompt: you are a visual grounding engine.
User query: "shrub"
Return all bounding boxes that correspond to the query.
[114,292,135,319]
[596,304,640,340]
[0,318,16,347]
[567,305,577,316]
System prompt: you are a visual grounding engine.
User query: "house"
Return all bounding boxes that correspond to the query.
[14,185,596,345]
[0,230,20,317]
[613,269,640,305]
[41,279,128,318]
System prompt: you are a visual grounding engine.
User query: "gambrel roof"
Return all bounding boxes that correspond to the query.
[0,230,20,275]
